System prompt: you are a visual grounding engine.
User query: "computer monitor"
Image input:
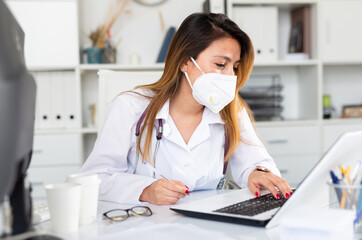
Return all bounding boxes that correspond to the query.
[0,0,36,235]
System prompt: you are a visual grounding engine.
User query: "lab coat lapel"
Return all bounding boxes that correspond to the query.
[187,108,224,150]
[156,100,189,151]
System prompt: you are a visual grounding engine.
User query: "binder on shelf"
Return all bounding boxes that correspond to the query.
[232,6,278,62]
[63,71,80,129]
[50,72,66,129]
[156,26,176,63]
[203,0,226,14]
[289,6,311,57]
[36,72,52,129]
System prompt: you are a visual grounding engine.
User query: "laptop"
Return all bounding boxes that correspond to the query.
[170,130,362,228]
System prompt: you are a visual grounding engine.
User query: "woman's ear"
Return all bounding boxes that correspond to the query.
[180,58,190,73]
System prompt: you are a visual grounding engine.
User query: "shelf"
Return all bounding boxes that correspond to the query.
[322,60,362,66]
[253,59,318,67]
[229,0,317,8]
[256,119,320,128]
[34,128,83,135]
[35,127,99,135]
[81,127,98,134]
[322,118,362,126]
[79,63,165,71]
[28,66,77,72]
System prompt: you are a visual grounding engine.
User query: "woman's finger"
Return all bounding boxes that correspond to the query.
[247,179,261,198]
[162,180,188,195]
[266,174,292,199]
[259,176,281,200]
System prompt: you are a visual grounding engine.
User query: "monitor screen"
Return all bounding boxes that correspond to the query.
[0,0,36,235]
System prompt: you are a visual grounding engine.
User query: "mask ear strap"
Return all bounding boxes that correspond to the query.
[190,57,205,75]
[183,71,193,89]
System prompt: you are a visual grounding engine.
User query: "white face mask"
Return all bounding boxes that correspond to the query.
[184,57,237,113]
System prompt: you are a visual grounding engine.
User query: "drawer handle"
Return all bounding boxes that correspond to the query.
[267,139,288,144]
[280,169,288,174]
[33,150,43,154]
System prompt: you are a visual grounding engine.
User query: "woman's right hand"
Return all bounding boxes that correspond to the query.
[139,179,189,205]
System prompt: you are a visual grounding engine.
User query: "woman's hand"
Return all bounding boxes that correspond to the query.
[248,169,292,200]
[139,179,189,205]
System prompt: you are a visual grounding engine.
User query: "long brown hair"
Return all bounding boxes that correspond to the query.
[135,13,254,163]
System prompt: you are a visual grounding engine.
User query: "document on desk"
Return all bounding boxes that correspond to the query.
[89,223,235,240]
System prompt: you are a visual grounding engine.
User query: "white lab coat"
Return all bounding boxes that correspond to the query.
[81,89,281,204]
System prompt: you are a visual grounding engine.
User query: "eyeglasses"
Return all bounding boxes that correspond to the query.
[102,206,152,223]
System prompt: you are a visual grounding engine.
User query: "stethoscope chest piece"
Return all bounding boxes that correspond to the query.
[162,123,171,137]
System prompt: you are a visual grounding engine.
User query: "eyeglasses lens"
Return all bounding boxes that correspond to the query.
[106,210,128,221]
[131,206,152,216]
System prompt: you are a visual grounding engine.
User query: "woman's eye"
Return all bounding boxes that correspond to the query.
[215,63,225,68]
[233,67,238,72]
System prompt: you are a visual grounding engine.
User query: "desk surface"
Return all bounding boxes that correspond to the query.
[35,190,279,240]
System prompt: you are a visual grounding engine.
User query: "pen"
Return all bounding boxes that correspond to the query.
[345,166,351,185]
[330,170,342,202]
[339,165,350,209]
[143,161,171,181]
[143,162,189,195]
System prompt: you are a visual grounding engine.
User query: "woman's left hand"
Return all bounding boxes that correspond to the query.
[247,169,292,200]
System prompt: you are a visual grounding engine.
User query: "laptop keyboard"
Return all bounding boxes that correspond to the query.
[213,193,288,217]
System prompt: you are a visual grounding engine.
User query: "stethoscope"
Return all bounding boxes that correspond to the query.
[133,105,230,188]
[133,107,164,176]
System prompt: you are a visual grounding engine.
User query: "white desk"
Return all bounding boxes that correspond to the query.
[35,190,279,240]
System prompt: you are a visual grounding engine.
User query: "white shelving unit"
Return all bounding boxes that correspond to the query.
[226,0,362,186]
[6,0,362,198]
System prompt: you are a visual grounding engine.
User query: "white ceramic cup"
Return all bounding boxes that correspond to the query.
[45,183,81,233]
[66,172,101,225]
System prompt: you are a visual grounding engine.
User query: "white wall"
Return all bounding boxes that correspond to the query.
[79,0,204,65]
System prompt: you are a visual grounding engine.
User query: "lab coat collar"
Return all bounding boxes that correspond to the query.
[155,99,170,121]
[154,99,225,151]
[202,107,225,125]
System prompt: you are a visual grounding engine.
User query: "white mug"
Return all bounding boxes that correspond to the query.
[66,172,101,225]
[45,183,81,233]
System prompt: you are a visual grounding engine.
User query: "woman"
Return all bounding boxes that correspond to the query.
[81,12,292,205]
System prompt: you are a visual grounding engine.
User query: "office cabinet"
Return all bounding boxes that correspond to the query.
[31,134,82,166]
[273,155,320,187]
[29,134,82,200]
[322,124,362,152]
[6,0,79,68]
[321,0,362,62]
[258,125,322,187]
[258,126,321,156]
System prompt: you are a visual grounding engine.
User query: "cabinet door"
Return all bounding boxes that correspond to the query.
[258,126,321,156]
[323,124,362,152]
[31,134,82,166]
[322,0,362,61]
[274,154,320,188]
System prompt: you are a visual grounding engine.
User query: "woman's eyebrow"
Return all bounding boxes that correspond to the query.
[213,55,240,64]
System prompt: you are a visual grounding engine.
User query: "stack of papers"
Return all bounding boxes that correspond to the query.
[279,207,354,240]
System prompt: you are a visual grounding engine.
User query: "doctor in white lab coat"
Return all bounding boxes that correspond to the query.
[81,13,292,205]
